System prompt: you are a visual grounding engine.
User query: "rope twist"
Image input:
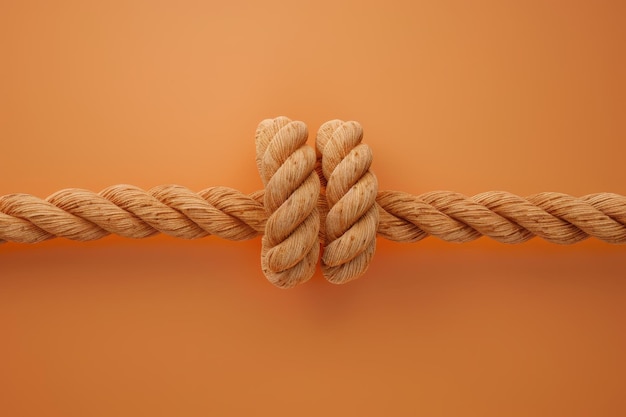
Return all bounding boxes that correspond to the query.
[316,120,379,284]
[255,117,320,288]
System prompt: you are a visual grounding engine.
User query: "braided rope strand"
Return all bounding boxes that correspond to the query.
[0,185,265,244]
[1,117,625,287]
[376,191,626,244]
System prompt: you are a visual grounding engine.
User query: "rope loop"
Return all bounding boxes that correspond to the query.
[315,120,379,284]
[255,117,320,288]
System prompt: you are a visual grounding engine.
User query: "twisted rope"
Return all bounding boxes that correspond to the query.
[255,117,321,288]
[1,117,625,287]
[316,120,379,284]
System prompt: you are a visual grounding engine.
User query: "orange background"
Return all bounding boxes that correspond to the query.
[1,1,625,415]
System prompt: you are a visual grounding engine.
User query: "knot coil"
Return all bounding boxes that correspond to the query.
[316,120,379,284]
[255,117,321,288]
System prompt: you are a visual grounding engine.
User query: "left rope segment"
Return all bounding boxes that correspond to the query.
[0,185,268,243]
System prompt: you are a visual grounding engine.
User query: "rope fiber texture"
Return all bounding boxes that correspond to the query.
[2,116,625,288]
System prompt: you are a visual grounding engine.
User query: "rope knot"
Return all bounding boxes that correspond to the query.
[255,117,379,287]
[2,116,626,288]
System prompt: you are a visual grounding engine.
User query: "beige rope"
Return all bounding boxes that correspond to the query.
[1,117,625,288]
[316,119,379,285]
[255,117,321,288]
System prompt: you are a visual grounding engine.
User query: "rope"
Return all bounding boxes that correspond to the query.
[1,117,625,288]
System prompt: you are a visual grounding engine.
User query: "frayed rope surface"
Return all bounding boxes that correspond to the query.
[2,117,625,288]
